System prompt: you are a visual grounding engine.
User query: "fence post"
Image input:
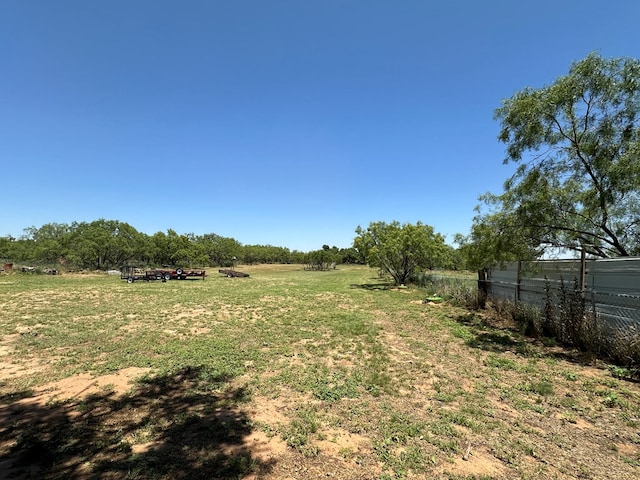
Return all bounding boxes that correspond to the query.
[516,260,522,302]
[580,249,586,295]
[477,269,488,309]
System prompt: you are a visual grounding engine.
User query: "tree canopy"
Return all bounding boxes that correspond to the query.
[0,220,351,270]
[473,53,640,262]
[353,221,450,285]
[2,219,458,273]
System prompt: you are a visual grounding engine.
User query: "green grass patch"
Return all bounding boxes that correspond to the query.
[1,265,640,479]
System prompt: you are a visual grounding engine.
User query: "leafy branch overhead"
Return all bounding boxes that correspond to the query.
[472,52,640,263]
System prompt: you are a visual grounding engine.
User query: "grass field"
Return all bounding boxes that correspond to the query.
[1,265,639,479]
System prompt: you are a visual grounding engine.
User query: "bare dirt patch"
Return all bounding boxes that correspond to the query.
[440,445,509,478]
[4,367,151,411]
[0,332,50,380]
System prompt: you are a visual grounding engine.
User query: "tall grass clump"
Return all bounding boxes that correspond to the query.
[489,278,640,375]
[411,271,479,308]
[605,331,640,372]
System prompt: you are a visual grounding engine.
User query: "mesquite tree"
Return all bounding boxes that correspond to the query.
[354,221,448,285]
[476,53,640,260]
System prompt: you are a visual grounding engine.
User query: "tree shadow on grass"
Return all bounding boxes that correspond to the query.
[455,312,527,354]
[0,366,274,479]
[350,282,393,291]
[454,312,602,367]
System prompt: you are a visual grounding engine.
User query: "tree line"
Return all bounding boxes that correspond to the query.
[0,219,362,271]
[0,218,464,279]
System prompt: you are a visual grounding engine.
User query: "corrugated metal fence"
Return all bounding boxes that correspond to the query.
[487,257,640,334]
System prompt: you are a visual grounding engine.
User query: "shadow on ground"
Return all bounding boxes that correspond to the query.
[454,312,526,353]
[453,312,600,367]
[0,366,274,479]
[350,282,393,291]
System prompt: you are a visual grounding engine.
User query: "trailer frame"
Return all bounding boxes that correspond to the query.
[120,266,206,283]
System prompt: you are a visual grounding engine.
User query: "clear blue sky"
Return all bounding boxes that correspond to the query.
[1,1,638,251]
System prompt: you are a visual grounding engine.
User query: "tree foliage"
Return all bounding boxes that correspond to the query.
[2,219,372,270]
[66,220,146,270]
[353,221,449,285]
[304,247,337,271]
[475,53,640,260]
[242,245,292,264]
[198,233,242,267]
[22,223,72,264]
[455,210,542,270]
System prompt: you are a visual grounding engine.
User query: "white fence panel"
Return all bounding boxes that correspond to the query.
[488,257,640,334]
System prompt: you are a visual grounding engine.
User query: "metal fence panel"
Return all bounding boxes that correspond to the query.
[488,257,640,335]
[489,263,518,302]
[588,258,640,296]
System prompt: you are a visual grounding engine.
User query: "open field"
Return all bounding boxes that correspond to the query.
[1,265,639,479]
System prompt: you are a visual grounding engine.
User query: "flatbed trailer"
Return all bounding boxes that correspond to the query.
[120,266,206,283]
[218,269,250,278]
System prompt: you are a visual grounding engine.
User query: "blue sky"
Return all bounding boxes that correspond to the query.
[1,1,638,251]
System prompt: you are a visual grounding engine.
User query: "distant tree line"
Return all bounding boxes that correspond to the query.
[0,219,363,271]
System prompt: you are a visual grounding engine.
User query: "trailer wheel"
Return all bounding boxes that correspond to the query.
[127,277,134,284]
[164,273,171,281]
[176,268,184,275]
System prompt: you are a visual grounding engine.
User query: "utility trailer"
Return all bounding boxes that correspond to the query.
[218,269,250,278]
[120,266,206,283]
[170,267,206,280]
